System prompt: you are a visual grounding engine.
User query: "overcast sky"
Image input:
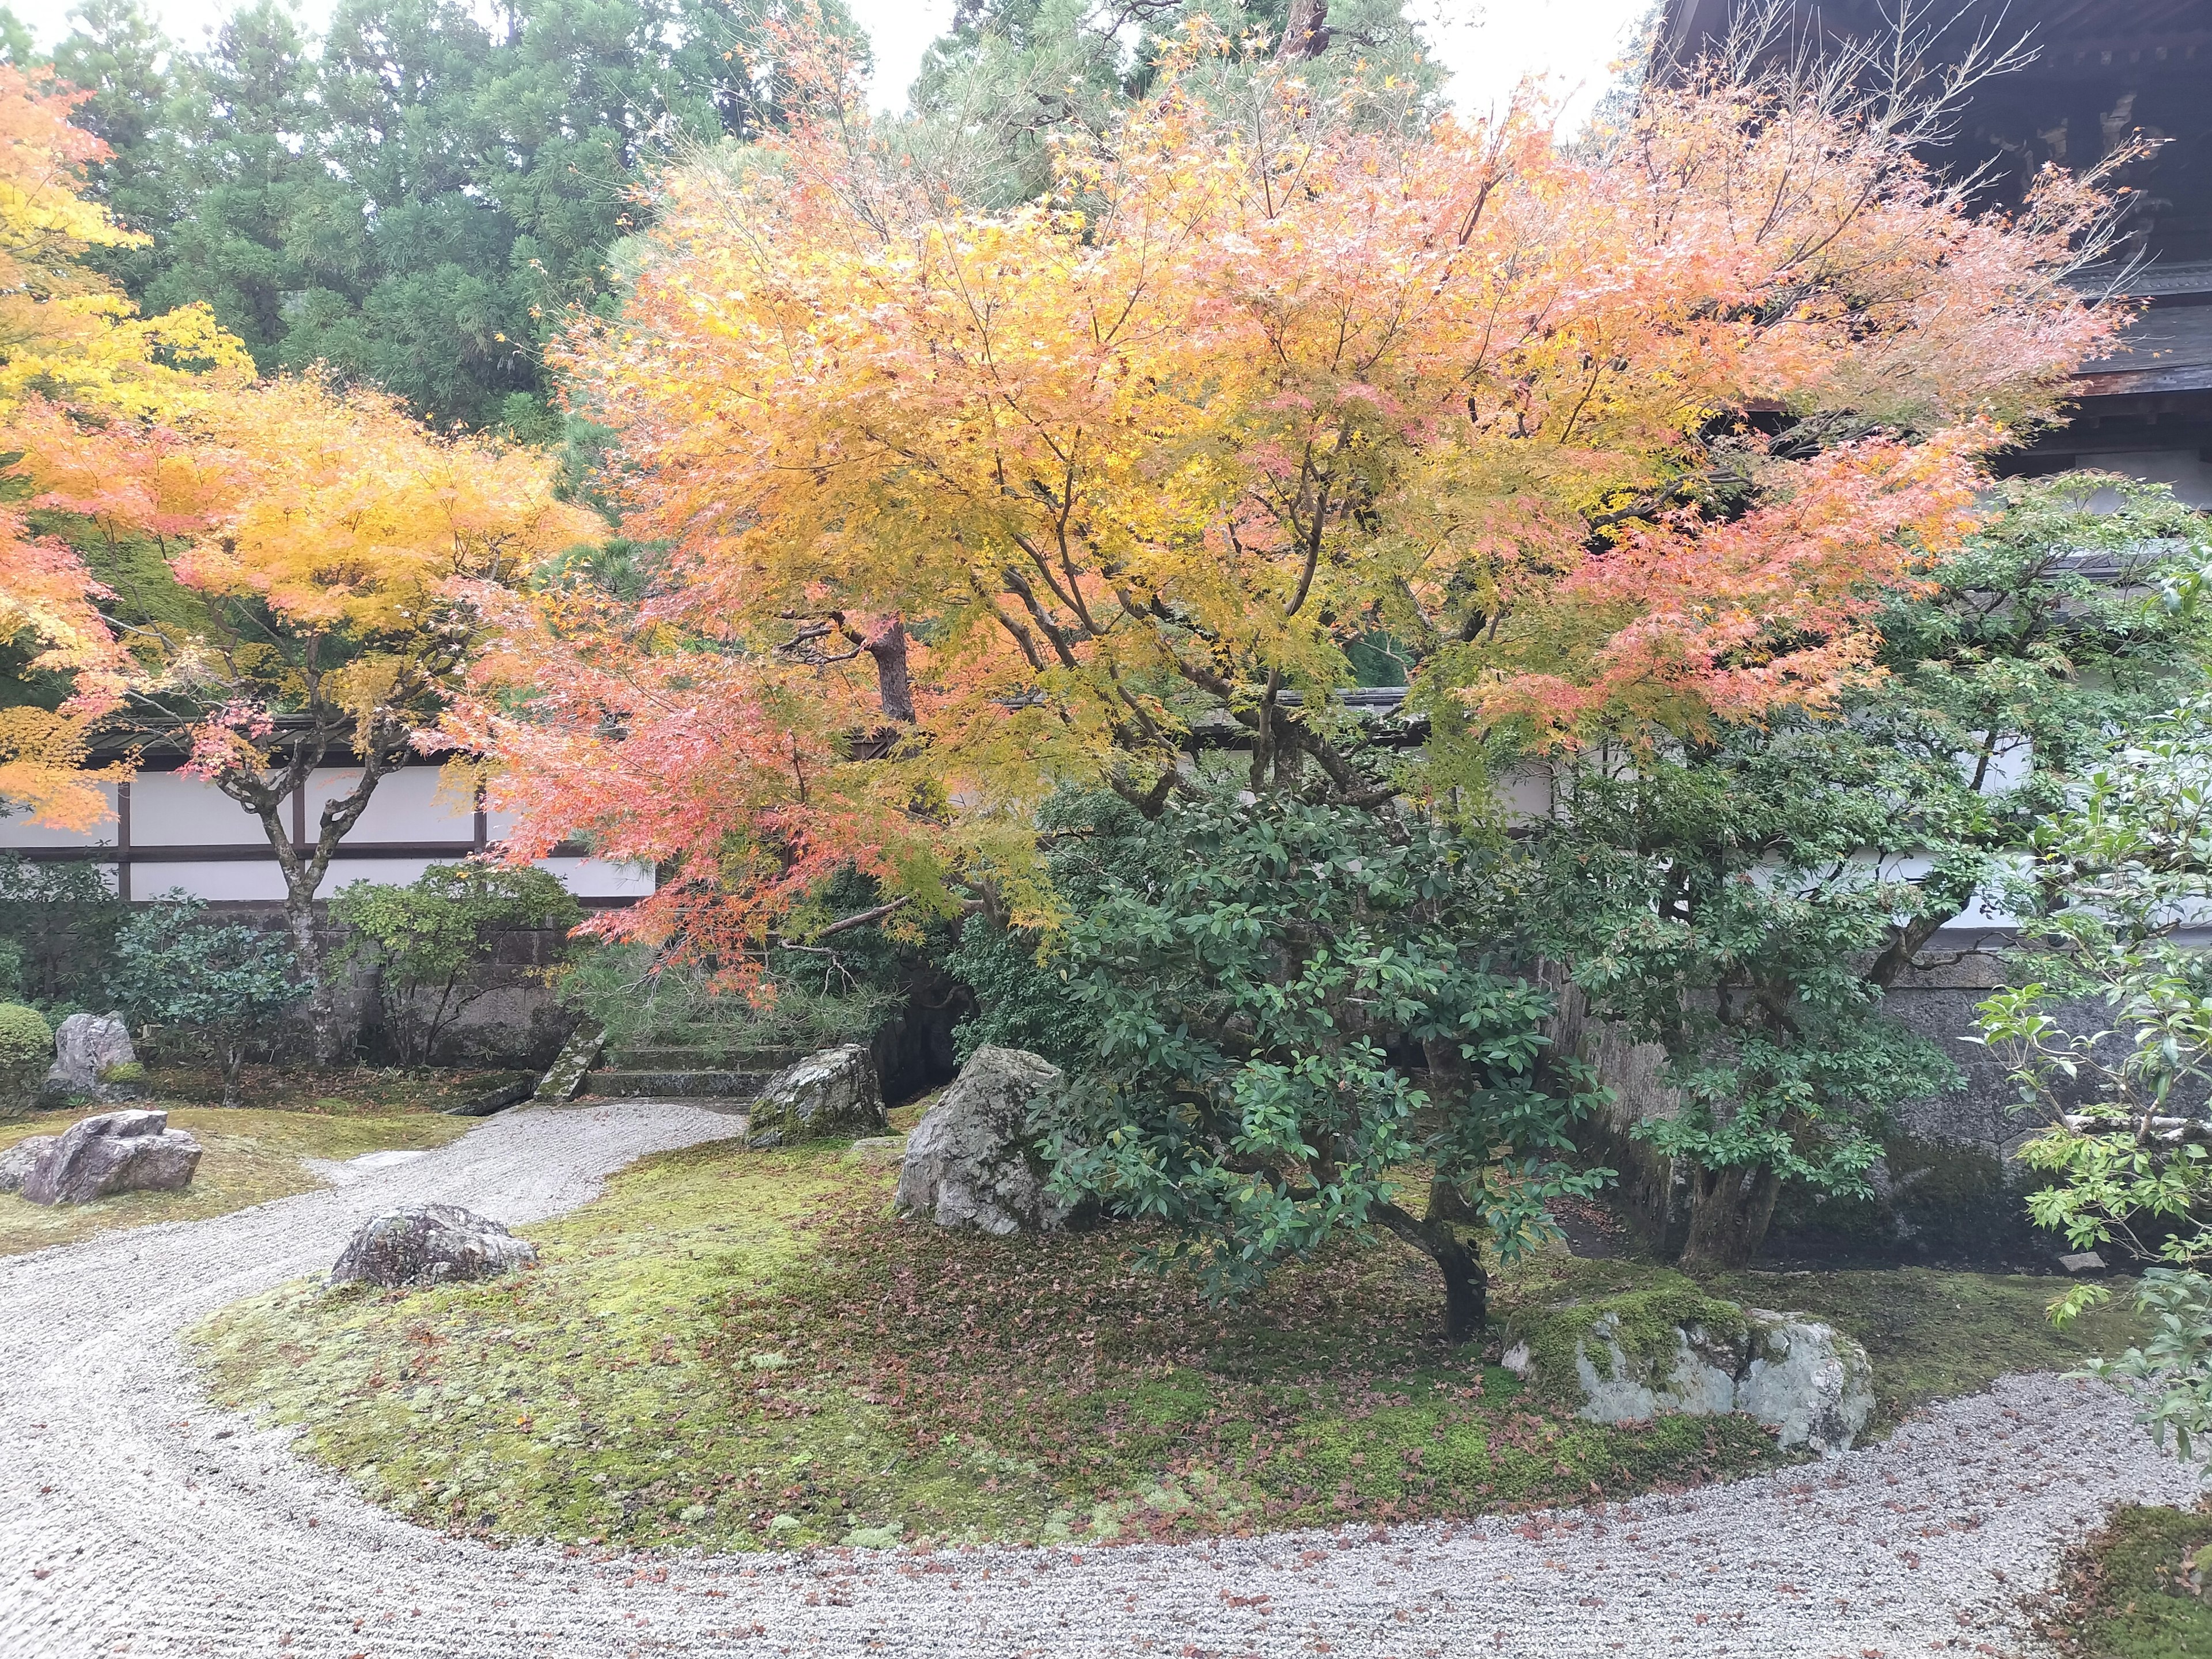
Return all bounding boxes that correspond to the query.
[22,0,1654,124]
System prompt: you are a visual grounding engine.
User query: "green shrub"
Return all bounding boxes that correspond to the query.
[559,943,896,1058]
[96,1060,145,1084]
[333,863,581,1068]
[114,898,306,1105]
[0,1002,52,1069]
[1040,783,1605,1340]
[0,853,128,1008]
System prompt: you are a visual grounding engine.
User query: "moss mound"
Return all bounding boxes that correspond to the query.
[2051,1503,2212,1657]
[1506,1271,1751,1403]
[191,1139,1786,1552]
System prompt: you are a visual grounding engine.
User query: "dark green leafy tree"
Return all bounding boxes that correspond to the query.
[1978,698,2212,1465]
[907,0,1440,210]
[1038,786,1604,1340]
[48,0,175,296]
[945,789,1157,1068]
[113,896,306,1104]
[0,8,35,64]
[132,0,327,372]
[332,861,581,1067]
[0,851,129,1014]
[1529,732,1964,1269]
[1528,472,2212,1270]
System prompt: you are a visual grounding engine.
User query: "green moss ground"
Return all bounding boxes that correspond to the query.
[2049,1503,2212,1657]
[188,1135,2145,1554]
[0,1104,473,1256]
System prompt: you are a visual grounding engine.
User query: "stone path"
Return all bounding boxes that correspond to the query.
[0,1101,2198,1658]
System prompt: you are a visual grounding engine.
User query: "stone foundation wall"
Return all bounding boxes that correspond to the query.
[1540,954,2093,1266]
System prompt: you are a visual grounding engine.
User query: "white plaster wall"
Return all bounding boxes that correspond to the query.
[130,860,290,902]
[1,768,651,906]
[2083,449,2212,510]
[538,857,657,899]
[130,771,268,847]
[0,781,116,849]
[308,763,477,842]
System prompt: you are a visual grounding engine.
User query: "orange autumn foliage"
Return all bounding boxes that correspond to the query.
[0,73,590,839]
[464,33,2122,969]
[0,65,259,828]
[10,376,599,774]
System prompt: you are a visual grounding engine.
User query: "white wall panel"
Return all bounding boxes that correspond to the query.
[315,856,446,895]
[2085,450,2212,510]
[309,763,478,843]
[132,772,267,847]
[0,781,117,848]
[131,861,290,902]
[538,856,656,899]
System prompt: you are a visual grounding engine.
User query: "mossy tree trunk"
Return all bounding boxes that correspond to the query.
[1677,1161,1783,1271]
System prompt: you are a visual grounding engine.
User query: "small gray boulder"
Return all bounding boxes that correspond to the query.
[746,1044,885,1149]
[41,1013,147,1105]
[0,1134,59,1195]
[329,1203,537,1288]
[20,1109,200,1206]
[896,1046,1072,1234]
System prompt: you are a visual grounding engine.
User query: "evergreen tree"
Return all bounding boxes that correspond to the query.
[42,0,850,431]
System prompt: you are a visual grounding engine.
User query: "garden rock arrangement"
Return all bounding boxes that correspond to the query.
[329,1203,537,1287]
[745,1043,885,1149]
[896,1045,1073,1234]
[14,1109,203,1206]
[40,1013,148,1106]
[1505,1290,1875,1455]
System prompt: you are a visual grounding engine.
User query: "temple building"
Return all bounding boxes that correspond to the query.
[1662,0,2212,503]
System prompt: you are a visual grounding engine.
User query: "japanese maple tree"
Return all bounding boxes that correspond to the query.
[0,64,248,829]
[7,377,599,1060]
[463,24,2121,1325]
[486,28,2115,939]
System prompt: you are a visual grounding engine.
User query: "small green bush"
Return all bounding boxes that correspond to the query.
[559,942,896,1058]
[96,1060,145,1084]
[0,1002,52,1069]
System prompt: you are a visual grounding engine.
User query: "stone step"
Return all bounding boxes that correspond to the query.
[588,1069,777,1099]
[604,1047,802,1073]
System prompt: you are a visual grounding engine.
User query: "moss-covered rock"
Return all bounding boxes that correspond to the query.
[746,1044,885,1149]
[1504,1282,1873,1453]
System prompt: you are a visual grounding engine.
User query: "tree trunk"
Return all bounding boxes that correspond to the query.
[1677,1161,1783,1272]
[222,1042,244,1108]
[1275,0,1330,60]
[1377,1200,1488,1342]
[285,893,339,1068]
[862,617,916,723]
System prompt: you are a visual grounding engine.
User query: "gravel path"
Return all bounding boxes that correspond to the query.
[0,1101,2199,1659]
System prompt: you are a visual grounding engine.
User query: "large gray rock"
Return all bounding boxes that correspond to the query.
[19,1109,201,1206]
[40,1013,146,1105]
[1736,1310,1877,1455]
[1505,1296,1874,1455]
[0,1134,58,1195]
[329,1204,537,1288]
[745,1044,885,1149]
[895,1046,1072,1234]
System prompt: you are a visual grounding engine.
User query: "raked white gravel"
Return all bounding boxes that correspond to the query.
[0,1099,2199,1659]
